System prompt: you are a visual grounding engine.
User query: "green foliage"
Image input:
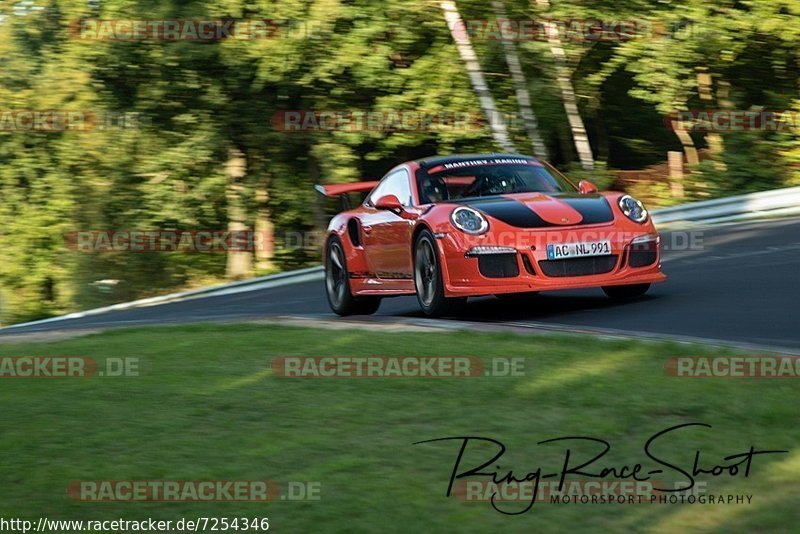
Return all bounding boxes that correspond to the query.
[561,160,615,191]
[0,0,799,323]
[689,133,793,198]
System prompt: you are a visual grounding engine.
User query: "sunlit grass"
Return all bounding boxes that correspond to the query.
[0,324,797,533]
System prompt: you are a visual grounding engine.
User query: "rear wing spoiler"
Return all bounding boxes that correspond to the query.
[314,181,380,210]
[314,181,380,197]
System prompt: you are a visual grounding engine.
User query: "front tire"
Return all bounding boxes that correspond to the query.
[325,236,381,315]
[602,283,651,299]
[413,229,465,317]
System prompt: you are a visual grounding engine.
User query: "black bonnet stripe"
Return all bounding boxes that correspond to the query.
[454,195,614,228]
[559,196,615,224]
[463,198,553,228]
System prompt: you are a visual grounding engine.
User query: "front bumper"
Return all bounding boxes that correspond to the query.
[436,226,666,297]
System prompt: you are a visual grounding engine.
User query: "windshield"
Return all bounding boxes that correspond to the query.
[416,159,577,204]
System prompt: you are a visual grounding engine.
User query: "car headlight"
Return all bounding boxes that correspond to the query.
[618,195,648,223]
[450,207,489,235]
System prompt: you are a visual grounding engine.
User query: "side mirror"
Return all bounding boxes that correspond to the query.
[578,180,598,194]
[374,194,403,211]
[373,194,418,220]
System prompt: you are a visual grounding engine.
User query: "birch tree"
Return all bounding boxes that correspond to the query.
[492,0,548,159]
[441,0,516,152]
[534,0,594,169]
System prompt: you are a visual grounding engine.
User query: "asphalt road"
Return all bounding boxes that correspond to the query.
[3,218,799,349]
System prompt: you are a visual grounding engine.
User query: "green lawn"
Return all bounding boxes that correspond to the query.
[0,324,798,533]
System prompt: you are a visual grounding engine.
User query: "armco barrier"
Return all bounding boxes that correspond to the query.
[4,187,798,330]
[651,186,800,225]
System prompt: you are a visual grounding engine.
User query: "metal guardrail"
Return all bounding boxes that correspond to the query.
[1,266,325,330]
[4,187,798,330]
[651,186,800,225]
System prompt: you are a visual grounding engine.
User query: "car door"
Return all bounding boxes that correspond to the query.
[362,168,415,280]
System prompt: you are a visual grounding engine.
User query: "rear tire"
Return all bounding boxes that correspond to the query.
[602,283,651,299]
[325,236,381,315]
[413,229,465,317]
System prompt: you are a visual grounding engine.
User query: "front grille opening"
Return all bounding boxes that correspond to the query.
[538,255,618,277]
[521,254,536,275]
[628,242,658,268]
[477,253,520,278]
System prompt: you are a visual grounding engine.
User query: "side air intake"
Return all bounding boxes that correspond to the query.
[347,219,362,247]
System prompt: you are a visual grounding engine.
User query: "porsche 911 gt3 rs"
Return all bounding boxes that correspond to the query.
[318,154,666,316]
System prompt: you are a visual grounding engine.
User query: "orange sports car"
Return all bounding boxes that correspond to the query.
[318,154,665,316]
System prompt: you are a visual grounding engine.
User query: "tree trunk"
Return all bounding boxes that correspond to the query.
[670,123,700,165]
[225,148,252,279]
[254,177,274,272]
[534,0,594,170]
[441,0,515,152]
[492,0,548,159]
[668,150,685,199]
[698,68,728,170]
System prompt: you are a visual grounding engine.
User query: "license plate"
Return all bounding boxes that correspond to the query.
[547,240,612,260]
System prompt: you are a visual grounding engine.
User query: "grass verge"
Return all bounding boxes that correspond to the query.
[0,323,797,533]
